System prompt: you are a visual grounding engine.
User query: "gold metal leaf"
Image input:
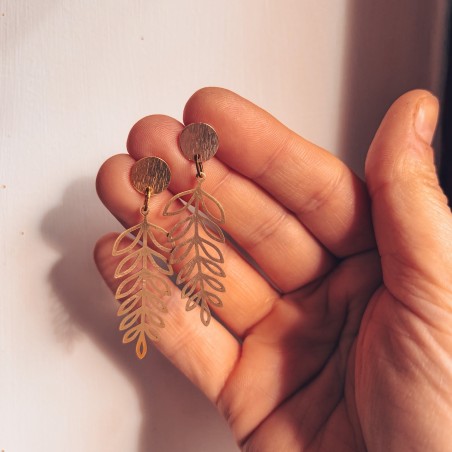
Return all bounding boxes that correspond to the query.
[164,177,226,326]
[122,326,140,343]
[181,275,200,299]
[113,224,144,255]
[204,291,223,307]
[135,332,148,359]
[176,259,197,284]
[162,189,196,216]
[200,304,211,326]
[169,216,195,241]
[114,250,141,278]
[203,274,226,292]
[198,237,224,263]
[201,258,225,277]
[113,217,173,359]
[200,217,225,242]
[170,238,195,265]
[119,310,141,331]
[199,189,225,224]
[117,293,140,316]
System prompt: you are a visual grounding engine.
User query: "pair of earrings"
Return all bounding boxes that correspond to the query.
[111,123,226,358]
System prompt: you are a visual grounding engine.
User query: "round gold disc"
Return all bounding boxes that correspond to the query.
[179,123,219,162]
[130,157,171,194]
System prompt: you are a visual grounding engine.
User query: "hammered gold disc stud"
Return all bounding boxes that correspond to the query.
[130,156,171,195]
[179,123,219,163]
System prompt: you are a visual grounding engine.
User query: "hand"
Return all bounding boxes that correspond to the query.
[95,88,452,451]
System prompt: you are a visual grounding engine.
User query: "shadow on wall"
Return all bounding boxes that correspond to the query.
[41,178,235,452]
[339,0,446,178]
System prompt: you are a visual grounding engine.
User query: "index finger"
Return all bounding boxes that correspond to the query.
[183,88,375,257]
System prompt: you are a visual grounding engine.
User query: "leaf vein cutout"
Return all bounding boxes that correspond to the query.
[112,217,173,359]
[163,179,226,326]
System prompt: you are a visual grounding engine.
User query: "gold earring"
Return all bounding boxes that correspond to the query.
[163,123,226,326]
[112,157,173,359]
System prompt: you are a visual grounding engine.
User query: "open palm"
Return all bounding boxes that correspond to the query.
[95,88,452,451]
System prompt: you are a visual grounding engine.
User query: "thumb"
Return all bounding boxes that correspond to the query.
[365,90,452,310]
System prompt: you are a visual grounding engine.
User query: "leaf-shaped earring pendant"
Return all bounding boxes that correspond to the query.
[112,157,173,359]
[163,123,226,326]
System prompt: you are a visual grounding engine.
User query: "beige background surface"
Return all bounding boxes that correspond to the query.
[0,1,448,451]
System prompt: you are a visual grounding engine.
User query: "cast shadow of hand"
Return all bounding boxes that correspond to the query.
[41,178,235,452]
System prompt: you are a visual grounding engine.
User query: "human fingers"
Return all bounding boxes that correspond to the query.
[94,233,240,403]
[183,87,375,258]
[365,89,452,313]
[96,154,279,336]
[126,114,335,293]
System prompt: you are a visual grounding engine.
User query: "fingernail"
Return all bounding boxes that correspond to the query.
[414,95,439,145]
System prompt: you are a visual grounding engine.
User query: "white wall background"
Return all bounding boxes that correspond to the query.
[0,1,448,451]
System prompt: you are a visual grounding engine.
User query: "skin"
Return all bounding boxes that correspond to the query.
[94,88,452,451]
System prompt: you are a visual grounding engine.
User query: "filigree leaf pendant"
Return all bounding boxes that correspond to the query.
[111,156,172,359]
[164,174,226,326]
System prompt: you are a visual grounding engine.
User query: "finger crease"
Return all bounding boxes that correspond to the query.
[245,209,290,252]
[208,168,234,198]
[296,164,347,216]
[252,130,294,181]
